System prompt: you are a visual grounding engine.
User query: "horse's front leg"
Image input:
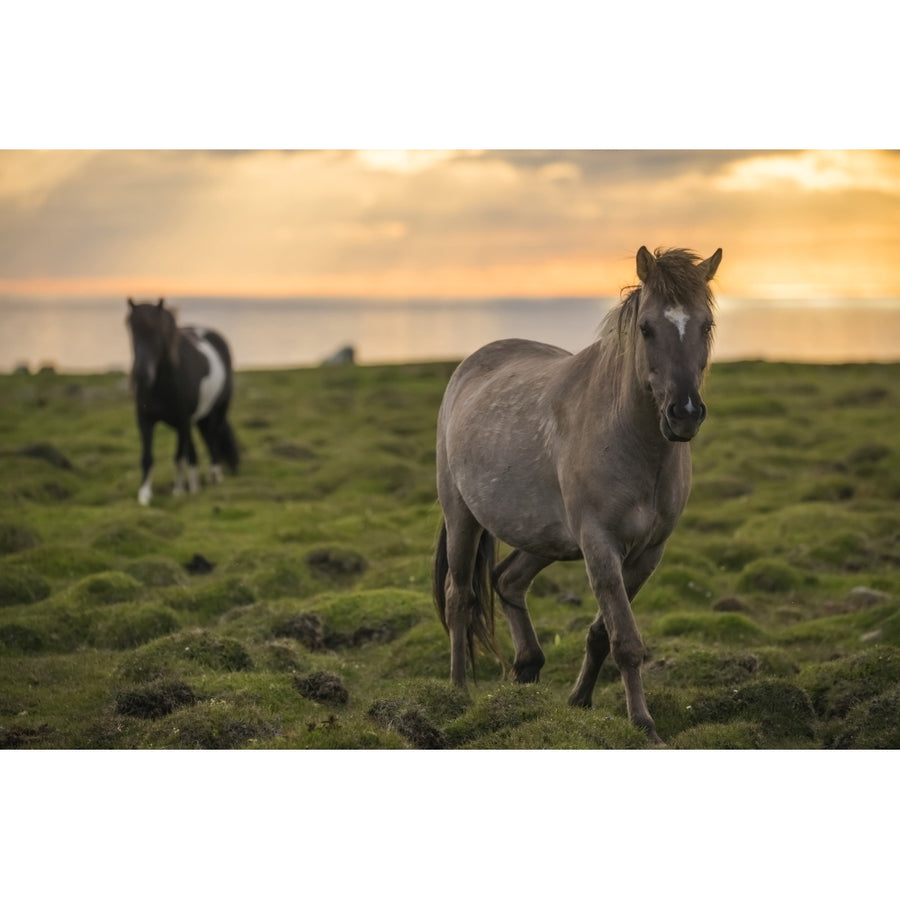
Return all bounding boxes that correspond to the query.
[137,417,155,506]
[570,534,661,744]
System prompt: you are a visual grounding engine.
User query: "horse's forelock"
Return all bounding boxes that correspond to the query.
[642,248,715,313]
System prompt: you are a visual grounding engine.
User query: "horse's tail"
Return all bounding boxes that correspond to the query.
[433,519,504,680]
[217,419,240,473]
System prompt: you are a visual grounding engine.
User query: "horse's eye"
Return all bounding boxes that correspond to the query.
[701,321,713,336]
[639,323,654,339]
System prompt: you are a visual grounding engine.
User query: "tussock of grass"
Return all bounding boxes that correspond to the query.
[0,568,52,606]
[123,556,189,587]
[115,677,197,718]
[686,678,816,741]
[823,687,900,749]
[66,571,142,606]
[0,520,39,555]
[444,684,552,747]
[653,611,766,644]
[798,646,900,719]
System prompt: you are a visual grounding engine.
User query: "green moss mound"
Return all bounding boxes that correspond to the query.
[117,629,255,682]
[90,603,180,649]
[148,699,275,749]
[653,611,766,644]
[124,556,189,588]
[824,687,900,749]
[444,684,552,748]
[737,558,804,593]
[686,678,816,741]
[670,721,764,749]
[0,520,39,556]
[798,646,900,720]
[68,571,142,606]
[0,568,52,606]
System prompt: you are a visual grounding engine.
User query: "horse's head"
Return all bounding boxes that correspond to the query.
[633,246,722,442]
[126,298,178,388]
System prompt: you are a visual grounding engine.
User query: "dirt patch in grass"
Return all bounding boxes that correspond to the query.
[368,698,447,748]
[271,611,325,651]
[293,670,349,705]
[115,678,197,718]
[306,546,368,579]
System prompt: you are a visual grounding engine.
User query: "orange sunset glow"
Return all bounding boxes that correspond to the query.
[2,149,899,303]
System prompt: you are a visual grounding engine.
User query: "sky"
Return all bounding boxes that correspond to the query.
[2,148,899,304]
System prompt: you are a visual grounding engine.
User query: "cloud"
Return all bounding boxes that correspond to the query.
[1,149,898,299]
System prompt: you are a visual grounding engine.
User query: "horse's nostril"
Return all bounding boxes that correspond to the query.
[669,400,705,422]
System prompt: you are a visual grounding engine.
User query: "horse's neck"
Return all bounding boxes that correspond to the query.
[564,341,674,454]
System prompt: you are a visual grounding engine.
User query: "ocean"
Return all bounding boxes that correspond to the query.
[1,296,899,374]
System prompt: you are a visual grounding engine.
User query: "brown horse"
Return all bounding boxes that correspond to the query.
[433,246,722,743]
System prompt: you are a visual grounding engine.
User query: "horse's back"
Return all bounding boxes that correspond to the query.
[456,337,571,373]
[442,338,571,411]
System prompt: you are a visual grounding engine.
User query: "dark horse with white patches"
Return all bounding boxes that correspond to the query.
[126,298,239,505]
[434,246,722,743]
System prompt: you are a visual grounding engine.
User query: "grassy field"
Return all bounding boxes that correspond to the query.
[1,358,899,749]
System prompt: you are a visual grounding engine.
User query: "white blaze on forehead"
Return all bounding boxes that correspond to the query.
[664,305,690,341]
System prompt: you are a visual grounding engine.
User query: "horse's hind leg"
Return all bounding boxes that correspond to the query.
[196,413,224,483]
[173,425,200,495]
[494,550,551,682]
[436,475,491,690]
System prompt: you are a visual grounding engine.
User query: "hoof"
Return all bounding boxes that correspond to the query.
[513,663,542,684]
[567,692,593,709]
[633,716,664,746]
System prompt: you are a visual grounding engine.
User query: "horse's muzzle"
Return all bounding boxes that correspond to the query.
[661,399,707,442]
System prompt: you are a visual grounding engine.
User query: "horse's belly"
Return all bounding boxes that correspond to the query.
[450,447,579,559]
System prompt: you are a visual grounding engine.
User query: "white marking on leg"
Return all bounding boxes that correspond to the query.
[210,463,223,484]
[664,305,690,341]
[187,329,227,423]
[138,468,154,506]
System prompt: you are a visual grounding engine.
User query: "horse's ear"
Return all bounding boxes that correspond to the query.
[157,298,165,308]
[636,246,655,283]
[127,297,135,308]
[698,248,723,282]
